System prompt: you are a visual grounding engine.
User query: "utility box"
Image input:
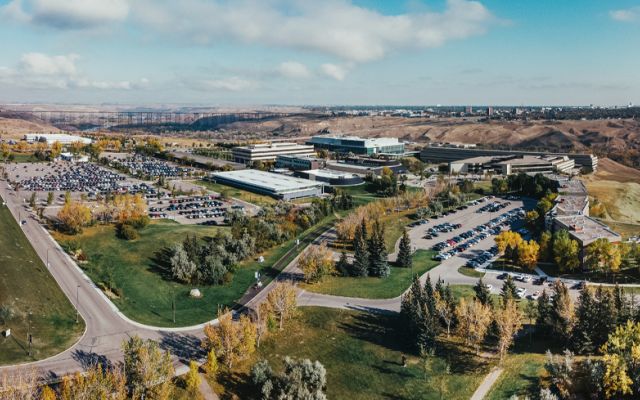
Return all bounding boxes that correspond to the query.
[2,329,10,337]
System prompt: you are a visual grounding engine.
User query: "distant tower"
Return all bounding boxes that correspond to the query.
[487,106,494,116]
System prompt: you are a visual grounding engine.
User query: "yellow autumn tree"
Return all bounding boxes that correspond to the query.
[203,308,257,368]
[517,239,540,270]
[494,298,523,361]
[601,320,640,398]
[263,280,298,330]
[455,298,492,354]
[298,242,335,283]
[57,200,92,234]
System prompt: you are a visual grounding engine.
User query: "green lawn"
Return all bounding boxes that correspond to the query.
[458,266,486,278]
[336,183,380,206]
[52,216,337,327]
[302,250,439,299]
[0,198,84,365]
[214,307,489,400]
[486,353,546,400]
[198,180,276,206]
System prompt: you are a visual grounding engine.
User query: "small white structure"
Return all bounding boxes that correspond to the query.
[59,152,89,163]
[189,288,202,298]
[24,133,93,145]
[2,329,10,337]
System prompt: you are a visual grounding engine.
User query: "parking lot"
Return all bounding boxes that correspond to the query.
[147,194,241,225]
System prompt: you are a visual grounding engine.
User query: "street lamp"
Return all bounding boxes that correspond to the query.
[75,285,80,324]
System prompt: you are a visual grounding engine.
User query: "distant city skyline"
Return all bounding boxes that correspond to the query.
[0,0,639,106]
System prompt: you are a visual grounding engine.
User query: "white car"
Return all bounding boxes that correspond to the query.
[484,284,493,292]
[530,291,540,301]
[516,287,527,298]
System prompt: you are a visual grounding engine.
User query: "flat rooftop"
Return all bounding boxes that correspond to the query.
[557,179,588,195]
[303,169,357,179]
[554,215,621,245]
[211,170,323,193]
[553,194,589,216]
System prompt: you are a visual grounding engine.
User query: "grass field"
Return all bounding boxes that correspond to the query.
[337,183,381,206]
[213,307,489,400]
[198,180,277,206]
[301,250,439,298]
[52,216,336,327]
[458,266,486,278]
[0,199,84,365]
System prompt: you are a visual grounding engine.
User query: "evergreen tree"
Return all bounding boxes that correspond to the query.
[352,219,369,277]
[397,229,413,269]
[536,289,553,334]
[592,286,617,348]
[572,286,596,354]
[417,275,438,352]
[500,275,518,303]
[401,275,438,353]
[336,251,351,277]
[368,220,390,278]
[474,278,491,306]
[549,281,574,343]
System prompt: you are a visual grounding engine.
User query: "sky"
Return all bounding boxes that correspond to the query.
[0,0,639,106]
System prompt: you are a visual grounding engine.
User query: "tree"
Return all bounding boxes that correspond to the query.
[494,298,523,361]
[549,281,574,343]
[553,230,580,271]
[367,220,390,277]
[185,360,201,394]
[539,231,553,262]
[352,219,369,277]
[58,364,127,400]
[50,141,63,159]
[169,243,197,284]
[586,239,621,275]
[122,335,174,400]
[46,191,54,206]
[545,350,577,399]
[601,320,640,398]
[400,275,438,353]
[263,281,297,330]
[205,348,219,379]
[536,289,553,334]
[335,250,350,276]
[298,243,335,283]
[434,283,455,337]
[203,308,257,368]
[495,231,524,264]
[455,298,492,353]
[525,210,540,231]
[251,357,327,400]
[397,229,412,269]
[517,239,540,270]
[501,275,518,303]
[57,200,92,234]
[473,278,492,306]
[29,192,36,208]
[40,386,57,400]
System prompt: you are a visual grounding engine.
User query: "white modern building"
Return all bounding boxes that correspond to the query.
[231,142,316,164]
[449,155,575,175]
[24,133,93,145]
[210,170,324,200]
[307,135,405,155]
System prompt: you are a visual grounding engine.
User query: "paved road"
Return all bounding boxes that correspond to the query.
[0,178,293,382]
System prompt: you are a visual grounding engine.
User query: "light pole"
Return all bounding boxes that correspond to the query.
[46,248,50,268]
[75,285,80,324]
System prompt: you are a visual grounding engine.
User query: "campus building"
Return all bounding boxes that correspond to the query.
[295,169,363,186]
[324,157,405,177]
[275,154,325,171]
[307,135,405,155]
[210,170,324,200]
[448,155,575,175]
[552,215,622,261]
[420,144,598,172]
[23,133,93,145]
[231,142,316,164]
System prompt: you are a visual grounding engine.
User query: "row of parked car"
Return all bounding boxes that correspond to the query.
[477,200,511,214]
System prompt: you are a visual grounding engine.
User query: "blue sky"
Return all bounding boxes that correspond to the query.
[0,0,638,106]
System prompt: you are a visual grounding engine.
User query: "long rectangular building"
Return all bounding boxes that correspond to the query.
[232,142,316,164]
[420,144,597,171]
[210,169,324,200]
[449,154,575,175]
[307,135,405,155]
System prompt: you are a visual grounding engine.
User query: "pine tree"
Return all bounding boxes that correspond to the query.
[572,286,596,354]
[352,219,369,277]
[397,229,412,269]
[549,281,574,343]
[368,220,390,278]
[416,275,438,352]
[474,278,491,306]
[501,275,518,303]
[536,289,552,334]
[336,250,351,277]
[593,286,617,348]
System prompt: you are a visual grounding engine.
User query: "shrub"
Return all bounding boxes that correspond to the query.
[117,223,139,240]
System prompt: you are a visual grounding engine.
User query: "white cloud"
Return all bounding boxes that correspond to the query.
[320,63,349,81]
[132,0,496,63]
[277,61,312,79]
[201,77,253,92]
[610,7,640,22]
[2,0,130,29]
[0,52,145,90]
